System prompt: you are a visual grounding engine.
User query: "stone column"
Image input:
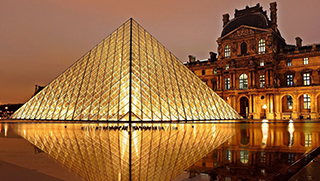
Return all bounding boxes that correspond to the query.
[292,94,299,119]
[252,71,256,88]
[248,71,252,88]
[311,92,318,119]
[266,70,269,87]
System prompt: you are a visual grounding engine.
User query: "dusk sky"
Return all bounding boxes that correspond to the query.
[1,0,320,104]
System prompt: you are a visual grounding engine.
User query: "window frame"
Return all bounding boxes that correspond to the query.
[258,39,266,54]
[303,94,311,109]
[225,78,230,90]
[303,57,309,65]
[259,74,265,88]
[287,74,293,86]
[239,74,248,90]
[287,59,292,66]
[259,60,264,66]
[224,45,231,58]
[303,73,310,85]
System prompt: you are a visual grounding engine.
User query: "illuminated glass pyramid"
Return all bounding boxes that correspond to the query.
[11,19,241,121]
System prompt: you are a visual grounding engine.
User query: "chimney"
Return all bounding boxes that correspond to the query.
[222,14,230,27]
[188,55,196,63]
[295,37,302,48]
[269,2,277,31]
[209,52,217,61]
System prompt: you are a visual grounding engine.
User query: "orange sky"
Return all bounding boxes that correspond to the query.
[1,0,320,104]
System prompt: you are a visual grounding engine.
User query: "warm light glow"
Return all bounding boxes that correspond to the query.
[11,19,241,122]
[261,120,268,146]
[288,122,294,147]
[262,104,267,110]
[13,123,236,181]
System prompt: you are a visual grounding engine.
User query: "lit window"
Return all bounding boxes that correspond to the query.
[287,95,293,109]
[225,45,231,58]
[303,57,309,65]
[225,64,229,70]
[240,150,249,164]
[303,94,311,109]
[303,73,310,85]
[261,152,266,163]
[259,75,265,88]
[225,78,230,90]
[202,70,205,75]
[226,150,231,161]
[305,133,312,147]
[260,60,264,66]
[239,74,248,90]
[288,153,295,163]
[287,59,292,66]
[287,74,293,86]
[258,39,265,53]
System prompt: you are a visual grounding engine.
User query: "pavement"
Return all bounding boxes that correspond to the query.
[289,155,320,181]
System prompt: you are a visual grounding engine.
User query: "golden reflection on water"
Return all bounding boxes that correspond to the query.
[11,122,235,181]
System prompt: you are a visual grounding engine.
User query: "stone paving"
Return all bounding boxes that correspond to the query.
[289,155,320,181]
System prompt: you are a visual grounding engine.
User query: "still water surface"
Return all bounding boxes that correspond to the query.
[0,121,319,181]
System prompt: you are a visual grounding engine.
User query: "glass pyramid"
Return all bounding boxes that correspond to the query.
[11,19,241,121]
[13,123,236,181]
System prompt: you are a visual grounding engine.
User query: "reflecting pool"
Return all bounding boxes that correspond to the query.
[1,121,320,181]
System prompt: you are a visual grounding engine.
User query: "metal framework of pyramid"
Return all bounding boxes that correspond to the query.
[11,19,241,121]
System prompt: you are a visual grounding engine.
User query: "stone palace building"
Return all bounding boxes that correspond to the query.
[186,2,320,120]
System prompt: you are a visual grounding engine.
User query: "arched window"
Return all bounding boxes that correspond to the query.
[258,39,265,53]
[224,45,231,58]
[241,42,247,55]
[239,74,248,90]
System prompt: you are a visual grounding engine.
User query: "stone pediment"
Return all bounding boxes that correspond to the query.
[220,25,269,40]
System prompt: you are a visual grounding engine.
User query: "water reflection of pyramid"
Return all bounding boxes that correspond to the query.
[14,123,235,181]
[11,18,240,121]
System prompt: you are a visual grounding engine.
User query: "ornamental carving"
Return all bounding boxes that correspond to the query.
[230,28,255,38]
[232,42,238,53]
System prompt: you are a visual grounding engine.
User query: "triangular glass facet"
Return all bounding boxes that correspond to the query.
[11,19,241,121]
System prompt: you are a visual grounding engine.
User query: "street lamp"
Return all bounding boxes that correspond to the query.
[289,105,293,120]
[262,104,267,119]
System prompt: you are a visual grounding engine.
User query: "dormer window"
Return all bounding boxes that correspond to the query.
[287,59,292,66]
[224,45,231,58]
[258,39,265,53]
[303,57,309,65]
[202,70,205,75]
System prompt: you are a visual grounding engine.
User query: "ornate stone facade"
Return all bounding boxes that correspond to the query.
[186,2,320,120]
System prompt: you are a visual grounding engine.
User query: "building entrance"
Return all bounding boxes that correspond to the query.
[240,97,249,118]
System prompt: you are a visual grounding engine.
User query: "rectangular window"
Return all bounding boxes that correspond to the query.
[225,78,230,90]
[303,94,311,109]
[261,152,266,163]
[225,64,229,70]
[288,153,295,163]
[259,75,265,88]
[287,74,293,86]
[303,73,310,85]
[303,57,309,65]
[260,60,264,66]
[202,70,205,75]
[305,133,312,147]
[226,150,231,161]
[240,150,249,164]
[287,59,292,66]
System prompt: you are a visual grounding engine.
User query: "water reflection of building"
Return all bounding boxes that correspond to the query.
[186,2,320,120]
[188,123,320,180]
